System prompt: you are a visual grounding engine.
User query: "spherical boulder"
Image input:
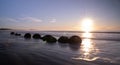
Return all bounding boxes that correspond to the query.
[69,35,82,44]
[10,32,15,35]
[24,33,31,39]
[58,36,69,43]
[41,35,52,41]
[42,35,57,43]
[33,33,41,39]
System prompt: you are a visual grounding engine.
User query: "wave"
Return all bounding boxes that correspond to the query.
[83,37,120,41]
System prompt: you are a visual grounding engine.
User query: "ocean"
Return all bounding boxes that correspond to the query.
[0,30,120,65]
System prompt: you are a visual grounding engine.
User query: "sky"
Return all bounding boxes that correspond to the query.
[0,0,120,31]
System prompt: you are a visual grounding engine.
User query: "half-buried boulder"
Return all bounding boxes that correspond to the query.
[24,33,31,39]
[69,35,82,44]
[33,33,41,39]
[42,35,57,43]
[58,36,69,43]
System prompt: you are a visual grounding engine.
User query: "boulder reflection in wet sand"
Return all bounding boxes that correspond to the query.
[33,33,41,39]
[58,43,68,48]
[24,33,31,39]
[58,36,69,43]
[42,35,57,43]
[69,35,82,44]
[69,43,81,51]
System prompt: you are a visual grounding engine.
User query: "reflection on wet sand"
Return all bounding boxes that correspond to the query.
[72,18,99,61]
[69,43,81,51]
[73,32,99,61]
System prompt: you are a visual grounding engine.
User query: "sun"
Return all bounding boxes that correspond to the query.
[81,18,94,32]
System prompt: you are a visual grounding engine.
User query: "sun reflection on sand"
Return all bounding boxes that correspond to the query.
[73,18,99,61]
[80,33,99,61]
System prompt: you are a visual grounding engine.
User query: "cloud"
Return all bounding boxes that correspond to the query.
[0,18,18,22]
[0,17,42,23]
[49,19,56,23]
[7,18,19,22]
[0,17,58,24]
[20,17,42,22]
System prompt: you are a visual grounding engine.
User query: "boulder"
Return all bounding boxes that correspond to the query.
[24,33,31,39]
[58,36,69,43]
[42,35,57,43]
[33,33,41,39]
[69,35,82,44]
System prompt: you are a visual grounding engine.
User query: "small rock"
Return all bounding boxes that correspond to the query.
[10,32,15,35]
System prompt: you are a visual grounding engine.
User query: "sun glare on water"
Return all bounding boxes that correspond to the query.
[73,18,99,61]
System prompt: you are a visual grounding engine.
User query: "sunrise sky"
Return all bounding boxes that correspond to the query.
[0,0,120,31]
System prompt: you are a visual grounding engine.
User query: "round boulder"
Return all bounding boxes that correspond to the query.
[42,35,57,43]
[33,33,41,39]
[69,35,82,44]
[24,33,31,39]
[58,36,69,43]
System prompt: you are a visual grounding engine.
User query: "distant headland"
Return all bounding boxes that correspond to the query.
[0,28,12,30]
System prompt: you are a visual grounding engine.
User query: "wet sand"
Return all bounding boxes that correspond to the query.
[0,41,119,65]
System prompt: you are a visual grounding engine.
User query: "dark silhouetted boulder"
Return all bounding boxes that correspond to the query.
[15,33,21,36]
[42,35,57,43]
[41,35,51,41]
[33,33,41,39]
[24,33,31,39]
[69,35,82,44]
[58,36,69,43]
[10,32,15,35]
